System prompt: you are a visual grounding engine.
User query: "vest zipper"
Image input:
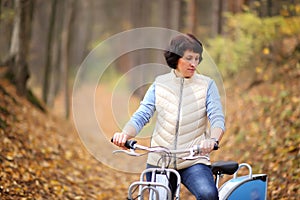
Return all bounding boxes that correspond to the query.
[173,77,184,169]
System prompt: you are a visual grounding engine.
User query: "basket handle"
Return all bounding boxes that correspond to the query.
[233,163,252,179]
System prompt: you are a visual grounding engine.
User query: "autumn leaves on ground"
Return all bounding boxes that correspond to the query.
[0,79,140,199]
[1,51,299,199]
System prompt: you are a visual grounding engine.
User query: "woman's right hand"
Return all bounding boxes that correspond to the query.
[112,132,131,149]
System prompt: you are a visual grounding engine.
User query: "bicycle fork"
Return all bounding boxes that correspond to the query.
[127,168,181,200]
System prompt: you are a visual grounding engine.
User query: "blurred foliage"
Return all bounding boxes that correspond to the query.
[207,12,300,77]
[211,11,300,199]
[0,7,14,22]
[217,61,300,198]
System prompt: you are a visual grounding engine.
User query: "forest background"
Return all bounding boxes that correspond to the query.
[0,0,299,199]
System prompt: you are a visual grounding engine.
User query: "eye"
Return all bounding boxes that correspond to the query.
[197,57,203,62]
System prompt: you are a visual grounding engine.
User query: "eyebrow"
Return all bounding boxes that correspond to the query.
[185,55,199,58]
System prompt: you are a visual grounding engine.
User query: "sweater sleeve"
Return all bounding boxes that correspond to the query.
[206,80,225,131]
[123,83,156,135]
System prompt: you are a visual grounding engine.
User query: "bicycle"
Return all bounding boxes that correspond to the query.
[112,140,268,200]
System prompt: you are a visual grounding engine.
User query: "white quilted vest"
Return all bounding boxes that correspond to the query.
[147,70,211,169]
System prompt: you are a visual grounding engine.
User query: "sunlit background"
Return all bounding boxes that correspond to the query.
[0,0,299,199]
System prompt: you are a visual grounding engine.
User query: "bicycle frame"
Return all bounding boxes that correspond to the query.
[112,140,267,200]
[112,140,215,200]
[128,168,181,200]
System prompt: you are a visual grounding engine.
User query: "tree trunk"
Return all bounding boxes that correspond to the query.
[52,0,64,100]
[186,0,197,33]
[0,0,2,20]
[48,0,64,107]
[9,0,34,96]
[228,0,244,13]
[42,0,57,105]
[128,0,147,98]
[217,0,224,34]
[170,0,181,30]
[60,0,74,119]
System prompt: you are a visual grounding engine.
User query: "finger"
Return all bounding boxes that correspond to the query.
[118,134,125,146]
[200,140,213,154]
[121,134,127,145]
[115,132,129,147]
[112,133,118,143]
[199,141,207,155]
[113,132,123,147]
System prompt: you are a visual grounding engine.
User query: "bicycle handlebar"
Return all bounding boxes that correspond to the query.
[111,138,219,161]
[111,138,219,151]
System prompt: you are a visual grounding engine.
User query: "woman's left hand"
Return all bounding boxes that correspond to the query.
[200,139,216,155]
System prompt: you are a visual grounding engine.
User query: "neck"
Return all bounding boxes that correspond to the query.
[174,69,183,78]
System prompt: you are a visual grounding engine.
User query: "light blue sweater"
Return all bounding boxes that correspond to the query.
[127,76,225,134]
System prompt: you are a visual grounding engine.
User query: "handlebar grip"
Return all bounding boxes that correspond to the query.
[124,140,137,149]
[213,143,219,150]
[111,138,137,149]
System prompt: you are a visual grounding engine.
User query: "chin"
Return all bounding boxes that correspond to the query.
[185,73,194,78]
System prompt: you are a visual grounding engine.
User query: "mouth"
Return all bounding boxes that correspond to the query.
[188,68,195,72]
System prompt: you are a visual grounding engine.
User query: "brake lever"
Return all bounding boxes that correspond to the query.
[181,146,210,161]
[182,155,210,161]
[112,149,143,156]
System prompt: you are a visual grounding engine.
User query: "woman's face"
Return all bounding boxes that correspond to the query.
[176,50,201,78]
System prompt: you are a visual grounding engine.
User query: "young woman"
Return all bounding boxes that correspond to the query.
[112,33,225,200]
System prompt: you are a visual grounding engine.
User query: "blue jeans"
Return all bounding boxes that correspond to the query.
[146,163,218,200]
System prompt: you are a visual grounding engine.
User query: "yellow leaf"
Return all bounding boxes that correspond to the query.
[256,66,263,74]
[291,96,300,103]
[65,150,73,159]
[50,180,60,185]
[263,74,269,81]
[265,117,271,126]
[6,152,14,161]
[263,47,270,55]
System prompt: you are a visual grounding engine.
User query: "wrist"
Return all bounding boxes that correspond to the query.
[210,138,219,145]
[122,123,137,137]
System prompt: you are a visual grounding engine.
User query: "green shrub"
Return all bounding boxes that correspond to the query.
[207,12,300,77]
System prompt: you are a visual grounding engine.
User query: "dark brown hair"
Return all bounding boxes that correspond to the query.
[164,33,203,69]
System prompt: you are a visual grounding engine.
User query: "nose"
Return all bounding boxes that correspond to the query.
[190,62,196,67]
[188,60,197,67]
